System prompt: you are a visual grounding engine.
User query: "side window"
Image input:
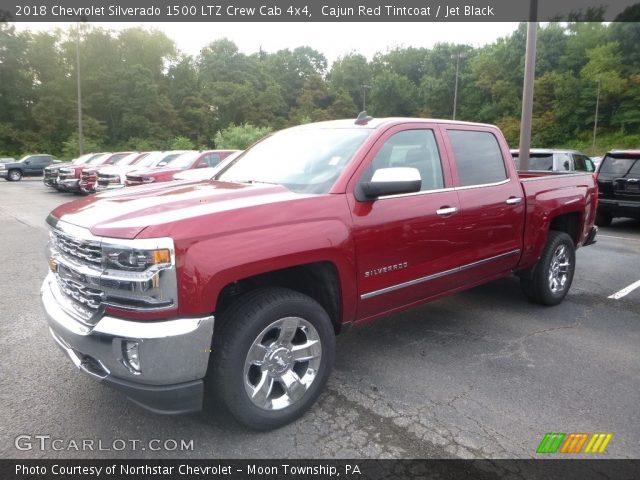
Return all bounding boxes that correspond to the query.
[574,155,594,172]
[447,130,507,187]
[204,153,221,167]
[555,153,572,171]
[366,129,444,191]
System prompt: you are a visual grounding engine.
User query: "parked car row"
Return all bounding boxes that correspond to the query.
[43,149,239,194]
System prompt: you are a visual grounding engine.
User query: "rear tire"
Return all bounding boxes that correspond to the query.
[208,287,335,430]
[595,211,612,227]
[520,231,576,306]
[8,169,22,181]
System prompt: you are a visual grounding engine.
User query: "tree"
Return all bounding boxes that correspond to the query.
[214,123,272,150]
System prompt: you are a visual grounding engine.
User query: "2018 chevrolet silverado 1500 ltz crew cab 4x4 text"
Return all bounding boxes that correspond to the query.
[41,117,598,430]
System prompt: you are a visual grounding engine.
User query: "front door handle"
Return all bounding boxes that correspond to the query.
[436,206,458,216]
[506,197,523,205]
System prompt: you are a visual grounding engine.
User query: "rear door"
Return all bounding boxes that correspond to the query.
[440,126,525,282]
[348,123,463,319]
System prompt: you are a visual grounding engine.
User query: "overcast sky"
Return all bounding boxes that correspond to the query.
[15,22,520,63]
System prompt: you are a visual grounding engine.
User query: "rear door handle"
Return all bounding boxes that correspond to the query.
[506,197,523,205]
[436,206,458,216]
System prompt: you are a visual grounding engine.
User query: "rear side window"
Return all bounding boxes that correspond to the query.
[599,156,638,175]
[448,130,507,186]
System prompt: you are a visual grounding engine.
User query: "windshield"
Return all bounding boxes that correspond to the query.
[72,153,96,164]
[600,156,639,175]
[133,152,164,168]
[18,155,31,162]
[113,152,141,165]
[166,151,200,169]
[215,127,371,193]
[86,154,110,164]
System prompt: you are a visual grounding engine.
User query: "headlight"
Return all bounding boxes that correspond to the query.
[142,176,155,183]
[103,246,171,272]
[0,165,5,169]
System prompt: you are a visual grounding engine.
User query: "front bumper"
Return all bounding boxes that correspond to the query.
[0,169,8,178]
[598,198,640,219]
[58,178,80,192]
[95,183,124,191]
[79,182,97,194]
[41,273,215,414]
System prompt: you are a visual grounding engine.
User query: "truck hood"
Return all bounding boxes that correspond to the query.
[127,166,183,178]
[50,180,307,239]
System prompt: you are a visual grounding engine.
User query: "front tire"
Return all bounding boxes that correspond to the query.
[8,169,22,181]
[208,287,335,430]
[520,231,576,306]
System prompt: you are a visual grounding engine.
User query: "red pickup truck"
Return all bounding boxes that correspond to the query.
[42,117,598,430]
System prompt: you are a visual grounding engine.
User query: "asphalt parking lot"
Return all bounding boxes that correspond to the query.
[1,179,638,459]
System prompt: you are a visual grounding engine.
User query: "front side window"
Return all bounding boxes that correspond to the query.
[448,130,507,186]
[216,127,372,194]
[364,129,444,191]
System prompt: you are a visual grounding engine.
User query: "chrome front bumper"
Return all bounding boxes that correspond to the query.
[41,273,215,413]
[95,183,124,191]
[58,178,80,191]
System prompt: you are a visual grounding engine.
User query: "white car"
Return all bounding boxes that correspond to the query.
[96,151,188,191]
[173,151,243,181]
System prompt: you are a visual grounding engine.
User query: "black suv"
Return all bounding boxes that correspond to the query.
[0,154,57,181]
[595,150,640,226]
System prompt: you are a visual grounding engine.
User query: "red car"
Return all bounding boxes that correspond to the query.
[44,117,597,429]
[125,150,238,186]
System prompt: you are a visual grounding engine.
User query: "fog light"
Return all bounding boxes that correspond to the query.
[124,341,141,373]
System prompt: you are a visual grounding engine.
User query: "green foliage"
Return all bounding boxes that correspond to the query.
[170,136,195,150]
[2,23,640,157]
[213,123,272,150]
[61,133,103,160]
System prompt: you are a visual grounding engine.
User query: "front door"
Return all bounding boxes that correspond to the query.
[347,124,463,320]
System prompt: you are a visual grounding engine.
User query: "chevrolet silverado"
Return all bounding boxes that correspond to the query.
[42,117,598,430]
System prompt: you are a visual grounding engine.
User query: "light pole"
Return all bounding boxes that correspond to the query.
[592,78,601,155]
[75,22,84,156]
[451,52,466,120]
[518,0,538,172]
[361,84,371,111]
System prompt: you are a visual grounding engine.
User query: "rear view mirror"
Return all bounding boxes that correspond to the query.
[358,167,422,200]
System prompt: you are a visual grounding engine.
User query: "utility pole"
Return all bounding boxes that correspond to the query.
[361,84,371,111]
[518,0,538,172]
[76,22,84,156]
[592,78,601,155]
[451,52,466,120]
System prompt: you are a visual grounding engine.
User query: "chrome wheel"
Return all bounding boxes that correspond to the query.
[548,244,570,294]
[244,316,322,411]
[8,170,22,181]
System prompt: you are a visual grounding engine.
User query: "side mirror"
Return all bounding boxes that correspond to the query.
[357,167,422,200]
[196,163,208,169]
[25,160,31,164]
[157,161,167,167]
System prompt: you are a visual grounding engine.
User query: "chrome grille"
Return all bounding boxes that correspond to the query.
[52,230,102,267]
[97,173,119,185]
[56,272,104,311]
